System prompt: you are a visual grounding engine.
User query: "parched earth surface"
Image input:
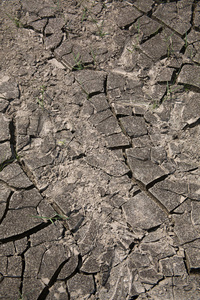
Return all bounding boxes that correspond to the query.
[0,0,200,299]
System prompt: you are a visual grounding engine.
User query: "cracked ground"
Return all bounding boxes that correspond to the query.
[0,0,200,299]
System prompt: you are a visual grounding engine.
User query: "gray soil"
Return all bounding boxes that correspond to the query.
[0,0,200,299]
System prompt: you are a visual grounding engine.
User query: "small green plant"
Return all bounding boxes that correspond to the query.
[32,214,69,224]
[162,82,180,103]
[62,19,73,35]
[18,289,35,300]
[185,44,194,60]
[166,81,171,99]
[72,52,85,70]
[90,47,96,67]
[152,100,159,109]
[50,0,61,10]
[0,150,20,172]
[18,292,24,300]
[55,0,60,9]
[14,150,20,162]
[126,20,141,53]
[184,84,190,92]
[94,20,107,37]
[80,2,107,37]
[36,85,46,109]
[0,159,13,172]
[184,32,188,49]
[6,13,24,28]
[81,7,88,22]
[127,43,139,53]
[164,32,175,58]
[58,140,67,146]
[135,19,140,44]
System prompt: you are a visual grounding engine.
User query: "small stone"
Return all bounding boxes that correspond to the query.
[178,64,200,89]
[150,180,186,212]
[181,93,200,125]
[113,104,132,116]
[96,116,122,136]
[194,3,200,28]
[126,148,150,161]
[49,58,65,69]
[105,133,130,148]
[173,211,199,244]
[0,163,32,188]
[67,273,95,299]
[0,208,42,239]
[0,142,12,165]
[47,282,69,300]
[44,32,63,50]
[45,18,65,35]
[156,67,174,82]
[0,278,21,299]
[191,201,200,226]
[107,73,126,91]
[115,5,142,28]
[0,77,19,100]
[153,2,191,35]
[119,116,147,138]
[139,267,163,285]
[133,0,154,13]
[39,244,71,281]
[7,256,22,277]
[147,278,174,299]
[159,256,186,277]
[184,239,200,270]
[58,256,79,280]
[140,34,167,61]
[30,19,47,32]
[0,114,10,142]
[126,154,166,186]
[22,277,44,299]
[151,146,166,164]
[24,244,46,278]
[30,222,63,247]
[0,184,11,220]
[0,99,9,112]
[122,192,166,230]
[75,70,107,95]
[136,15,161,40]
[90,94,109,112]
[81,256,100,273]
[89,110,112,126]
[129,252,151,269]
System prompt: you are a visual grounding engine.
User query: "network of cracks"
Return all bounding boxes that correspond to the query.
[0,0,200,299]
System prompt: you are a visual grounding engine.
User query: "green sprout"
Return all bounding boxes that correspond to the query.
[32,214,69,224]
[164,32,175,58]
[81,7,88,22]
[0,150,20,172]
[36,85,46,109]
[184,32,188,49]
[152,100,159,109]
[72,52,85,70]
[58,140,67,146]
[6,13,24,28]
[80,2,108,37]
[90,47,97,67]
